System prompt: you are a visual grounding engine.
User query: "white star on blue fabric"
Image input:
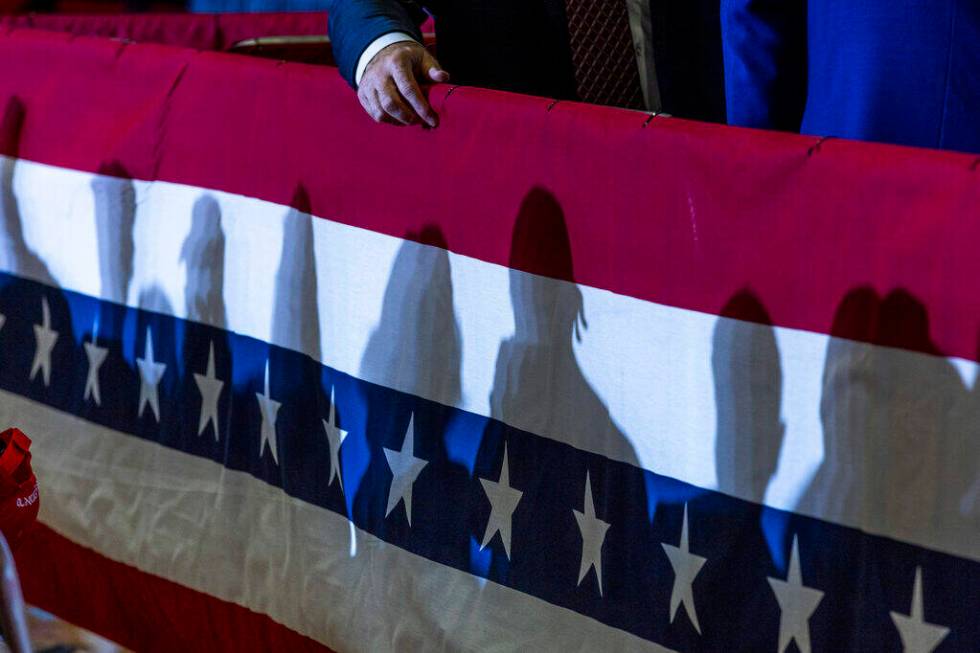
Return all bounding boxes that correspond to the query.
[193,341,224,440]
[574,471,611,596]
[255,360,281,464]
[479,442,523,559]
[384,414,428,527]
[323,387,348,492]
[83,334,108,405]
[661,503,707,634]
[890,567,949,653]
[30,297,58,386]
[136,327,166,421]
[767,536,824,653]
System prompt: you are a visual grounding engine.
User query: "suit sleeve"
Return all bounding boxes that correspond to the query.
[720,0,807,131]
[327,0,428,88]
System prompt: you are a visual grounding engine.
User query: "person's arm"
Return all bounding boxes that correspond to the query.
[327,0,449,127]
[720,0,807,131]
[354,32,419,86]
[328,0,425,86]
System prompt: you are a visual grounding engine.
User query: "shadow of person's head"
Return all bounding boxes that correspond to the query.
[271,185,320,359]
[360,223,461,405]
[180,194,226,328]
[0,97,27,267]
[0,96,54,286]
[489,186,642,469]
[507,187,585,346]
[712,289,784,502]
[877,288,938,353]
[92,161,137,305]
[820,287,941,448]
[0,97,25,158]
[806,286,969,537]
[820,286,880,438]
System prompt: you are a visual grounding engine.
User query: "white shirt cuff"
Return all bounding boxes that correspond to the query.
[355,32,419,85]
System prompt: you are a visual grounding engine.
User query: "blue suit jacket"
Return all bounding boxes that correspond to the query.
[722,0,980,153]
[327,0,427,87]
[326,0,578,100]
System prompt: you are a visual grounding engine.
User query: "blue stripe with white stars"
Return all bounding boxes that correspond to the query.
[0,271,975,652]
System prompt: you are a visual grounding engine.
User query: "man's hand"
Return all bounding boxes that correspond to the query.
[358,41,450,127]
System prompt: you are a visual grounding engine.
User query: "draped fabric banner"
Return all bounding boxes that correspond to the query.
[0,27,977,653]
[0,12,328,51]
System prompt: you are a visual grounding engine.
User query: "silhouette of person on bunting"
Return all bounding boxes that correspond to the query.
[712,290,785,505]
[0,97,53,286]
[177,194,233,455]
[486,187,646,603]
[489,187,637,467]
[361,226,461,408]
[92,162,136,307]
[0,97,77,415]
[358,225,463,538]
[266,186,323,478]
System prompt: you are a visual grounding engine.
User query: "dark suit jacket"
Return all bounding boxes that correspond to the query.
[328,0,730,120]
[327,0,577,100]
[651,0,726,122]
[722,0,980,153]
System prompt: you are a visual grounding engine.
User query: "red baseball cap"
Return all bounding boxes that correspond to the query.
[0,429,39,549]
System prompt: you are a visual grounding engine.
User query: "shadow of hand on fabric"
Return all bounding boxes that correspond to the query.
[799,288,970,550]
[712,290,785,505]
[0,97,53,285]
